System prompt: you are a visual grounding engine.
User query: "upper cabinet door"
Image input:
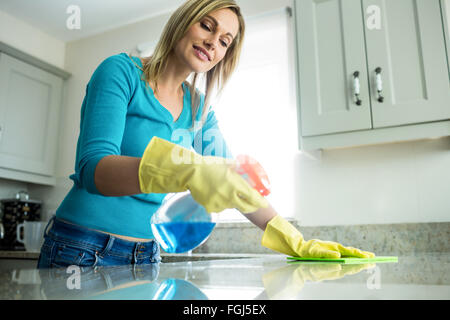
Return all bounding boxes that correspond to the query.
[294,0,372,137]
[0,53,63,177]
[363,0,450,128]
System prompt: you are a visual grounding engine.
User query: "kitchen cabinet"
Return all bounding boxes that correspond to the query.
[293,0,450,150]
[0,44,70,185]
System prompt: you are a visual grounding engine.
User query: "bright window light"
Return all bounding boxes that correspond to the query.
[213,8,298,221]
[200,286,265,300]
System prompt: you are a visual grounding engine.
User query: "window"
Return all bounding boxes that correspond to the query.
[213,8,298,222]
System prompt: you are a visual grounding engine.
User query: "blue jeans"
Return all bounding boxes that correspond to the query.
[37,216,161,269]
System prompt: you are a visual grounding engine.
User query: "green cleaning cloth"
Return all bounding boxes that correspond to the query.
[287,256,398,264]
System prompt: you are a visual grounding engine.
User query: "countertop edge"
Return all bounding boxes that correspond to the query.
[0,251,281,261]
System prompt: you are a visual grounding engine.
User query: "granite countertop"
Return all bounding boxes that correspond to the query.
[0,253,449,300]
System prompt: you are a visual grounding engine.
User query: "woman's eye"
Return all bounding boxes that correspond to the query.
[200,21,228,48]
[200,22,211,31]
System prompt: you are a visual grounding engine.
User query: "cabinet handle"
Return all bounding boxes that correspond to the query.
[375,67,384,103]
[353,71,362,106]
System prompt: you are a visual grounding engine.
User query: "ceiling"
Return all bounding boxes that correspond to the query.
[0,0,186,42]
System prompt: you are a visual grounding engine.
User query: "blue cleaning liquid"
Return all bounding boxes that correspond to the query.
[152,222,216,254]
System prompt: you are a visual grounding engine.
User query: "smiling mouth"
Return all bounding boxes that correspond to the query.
[193,45,211,61]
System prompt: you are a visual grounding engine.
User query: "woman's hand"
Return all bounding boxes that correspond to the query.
[262,215,375,259]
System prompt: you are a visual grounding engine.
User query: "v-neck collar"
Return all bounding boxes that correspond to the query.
[148,82,188,124]
[131,55,189,125]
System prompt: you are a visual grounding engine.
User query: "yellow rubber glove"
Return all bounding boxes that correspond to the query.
[139,137,268,214]
[261,216,375,259]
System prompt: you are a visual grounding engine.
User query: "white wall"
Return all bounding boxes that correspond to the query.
[4,0,450,226]
[295,137,450,226]
[0,10,66,69]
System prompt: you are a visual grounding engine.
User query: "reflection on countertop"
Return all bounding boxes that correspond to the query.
[0,253,449,300]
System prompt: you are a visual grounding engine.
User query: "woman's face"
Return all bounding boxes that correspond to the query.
[174,8,240,73]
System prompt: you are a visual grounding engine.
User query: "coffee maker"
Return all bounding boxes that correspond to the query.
[0,191,41,251]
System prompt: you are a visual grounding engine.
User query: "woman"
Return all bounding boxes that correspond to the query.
[38,0,374,269]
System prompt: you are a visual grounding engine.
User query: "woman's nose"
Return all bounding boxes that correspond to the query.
[204,35,219,50]
[203,40,214,50]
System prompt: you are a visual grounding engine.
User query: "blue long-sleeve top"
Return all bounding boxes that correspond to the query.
[56,53,232,239]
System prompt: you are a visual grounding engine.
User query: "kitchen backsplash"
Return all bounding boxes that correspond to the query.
[194,221,450,256]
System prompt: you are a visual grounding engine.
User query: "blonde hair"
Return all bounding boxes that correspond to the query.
[134,0,245,129]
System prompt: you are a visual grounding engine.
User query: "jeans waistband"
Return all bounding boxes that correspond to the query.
[45,216,158,258]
